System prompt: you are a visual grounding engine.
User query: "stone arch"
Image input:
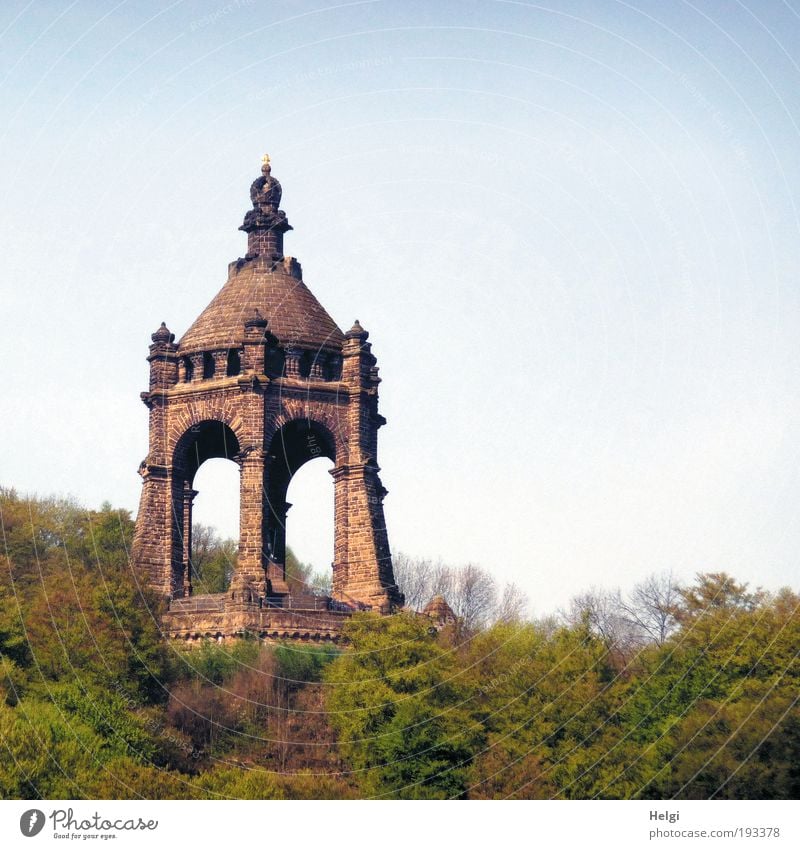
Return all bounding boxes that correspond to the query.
[173,419,241,483]
[269,417,336,464]
[168,405,244,461]
[267,407,347,464]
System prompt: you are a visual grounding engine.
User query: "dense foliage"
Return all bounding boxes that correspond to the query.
[1,489,797,799]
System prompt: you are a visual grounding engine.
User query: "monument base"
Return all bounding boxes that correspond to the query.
[162,592,360,643]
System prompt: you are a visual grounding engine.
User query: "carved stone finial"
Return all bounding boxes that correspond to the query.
[242,153,286,239]
[346,319,368,340]
[151,321,175,344]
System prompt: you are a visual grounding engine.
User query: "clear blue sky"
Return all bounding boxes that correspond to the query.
[2,0,799,615]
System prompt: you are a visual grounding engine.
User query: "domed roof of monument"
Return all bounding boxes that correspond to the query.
[178,156,345,354]
[178,263,344,353]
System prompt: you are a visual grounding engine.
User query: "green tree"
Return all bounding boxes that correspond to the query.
[191,524,236,594]
[325,612,478,798]
[463,619,620,799]
[618,579,800,799]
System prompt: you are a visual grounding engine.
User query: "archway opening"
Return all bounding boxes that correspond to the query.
[172,420,240,597]
[191,457,240,594]
[266,419,336,597]
[285,456,334,595]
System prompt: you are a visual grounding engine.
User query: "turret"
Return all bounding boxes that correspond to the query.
[147,322,178,390]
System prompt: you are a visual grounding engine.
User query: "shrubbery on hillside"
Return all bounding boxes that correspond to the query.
[1,489,797,799]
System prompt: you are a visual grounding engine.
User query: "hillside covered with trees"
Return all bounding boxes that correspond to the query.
[1,488,798,800]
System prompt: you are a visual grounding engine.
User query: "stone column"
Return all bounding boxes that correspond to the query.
[331,465,350,600]
[242,310,269,374]
[169,473,186,598]
[331,320,402,611]
[331,462,397,611]
[213,350,227,377]
[133,333,183,599]
[189,353,203,381]
[132,462,174,598]
[181,482,198,596]
[231,446,267,601]
[284,346,303,378]
[310,356,325,380]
